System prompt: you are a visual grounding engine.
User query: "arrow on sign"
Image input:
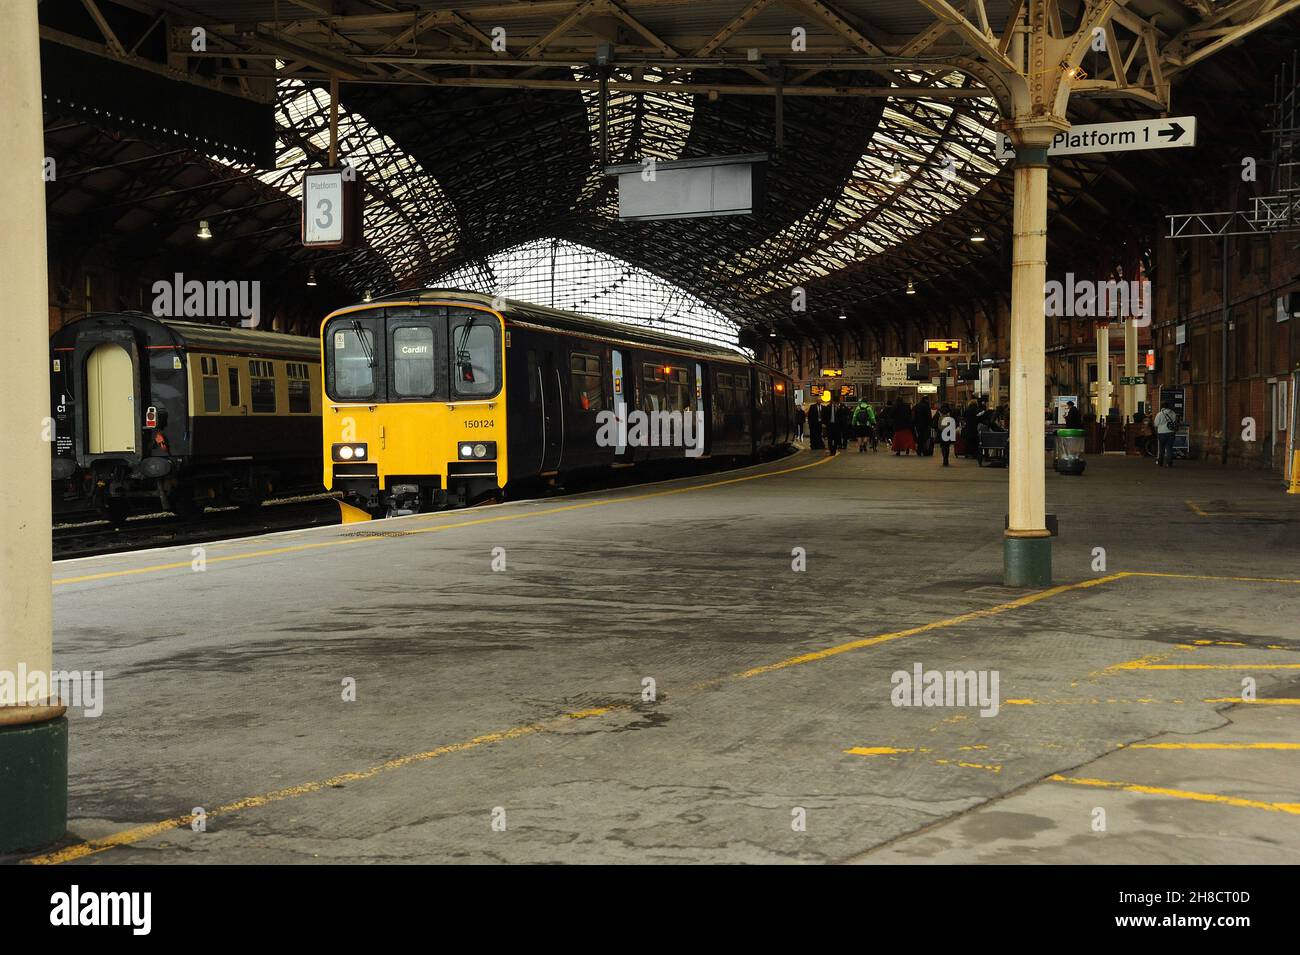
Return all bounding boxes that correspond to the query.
[1157,122,1186,142]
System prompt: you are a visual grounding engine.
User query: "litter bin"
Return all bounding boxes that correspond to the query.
[1054,428,1087,475]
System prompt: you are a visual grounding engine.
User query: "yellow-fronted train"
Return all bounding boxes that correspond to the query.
[321,290,794,519]
[50,312,322,523]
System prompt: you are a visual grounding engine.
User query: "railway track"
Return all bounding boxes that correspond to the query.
[53,494,342,560]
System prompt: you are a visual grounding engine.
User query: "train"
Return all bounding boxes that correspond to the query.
[50,312,323,522]
[320,290,795,518]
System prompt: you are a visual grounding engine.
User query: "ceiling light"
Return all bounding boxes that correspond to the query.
[196,220,212,240]
[306,269,317,287]
[363,289,372,303]
[906,278,916,295]
[970,227,986,243]
[887,164,907,184]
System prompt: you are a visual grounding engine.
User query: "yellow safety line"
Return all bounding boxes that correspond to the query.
[53,453,835,586]
[1049,774,1300,815]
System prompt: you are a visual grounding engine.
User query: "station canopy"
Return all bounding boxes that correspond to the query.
[38,0,1300,339]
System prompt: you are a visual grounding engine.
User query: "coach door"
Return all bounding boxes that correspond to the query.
[611,348,631,461]
[694,362,710,457]
[86,342,137,453]
[540,348,563,473]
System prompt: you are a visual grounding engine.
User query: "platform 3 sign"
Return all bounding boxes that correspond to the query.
[996,116,1196,161]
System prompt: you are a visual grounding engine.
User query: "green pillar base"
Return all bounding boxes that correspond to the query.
[1003,536,1052,588]
[0,717,67,853]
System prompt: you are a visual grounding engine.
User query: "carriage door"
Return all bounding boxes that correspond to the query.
[612,348,631,460]
[540,348,563,473]
[86,343,137,453]
[694,362,709,457]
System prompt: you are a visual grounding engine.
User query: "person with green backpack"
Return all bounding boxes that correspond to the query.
[852,399,878,453]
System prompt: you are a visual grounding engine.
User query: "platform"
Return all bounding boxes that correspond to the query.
[21,450,1300,864]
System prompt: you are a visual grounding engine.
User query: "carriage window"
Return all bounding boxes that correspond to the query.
[200,356,220,413]
[227,365,241,407]
[330,324,378,400]
[570,352,602,412]
[393,327,436,398]
[641,363,668,414]
[249,360,276,413]
[286,362,312,413]
[450,311,499,398]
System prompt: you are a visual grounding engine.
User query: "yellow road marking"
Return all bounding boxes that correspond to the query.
[1049,774,1300,815]
[1205,697,1300,705]
[54,453,834,586]
[25,703,625,866]
[844,746,920,756]
[737,572,1130,679]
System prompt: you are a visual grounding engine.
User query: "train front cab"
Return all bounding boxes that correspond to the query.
[321,301,506,517]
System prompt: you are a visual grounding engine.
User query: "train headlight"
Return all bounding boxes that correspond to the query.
[332,443,368,462]
[457,440,496,460]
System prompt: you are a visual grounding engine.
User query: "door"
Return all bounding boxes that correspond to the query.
[540,348,562,473]
[86,343,136,453]
[611,348,631,460]
[694,362,709,457]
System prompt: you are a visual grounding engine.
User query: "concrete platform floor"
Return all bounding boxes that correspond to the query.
[17,447,1300,864]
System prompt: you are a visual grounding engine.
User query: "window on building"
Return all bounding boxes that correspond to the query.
[286,362,312,413]
[249,360,276,413]
[228,365,241,407]
[570,352,603,412]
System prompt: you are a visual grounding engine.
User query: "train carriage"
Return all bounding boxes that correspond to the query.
[320,290,793,518]
[50,312,323,522]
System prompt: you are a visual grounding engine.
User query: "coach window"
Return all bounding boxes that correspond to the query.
[570,353,602,412]
[393,326,436,398]
[227,365,241,408]
[450,309,500,399]
[201,357,220,413]
[249,360,276,413]
[287,362,312,413]
[642,363,667,414]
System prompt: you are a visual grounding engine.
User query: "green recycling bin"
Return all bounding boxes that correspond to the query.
[1054,428,1086,475]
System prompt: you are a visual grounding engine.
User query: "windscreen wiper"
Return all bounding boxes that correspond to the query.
[350,319,375,368]
[454,315,476,382]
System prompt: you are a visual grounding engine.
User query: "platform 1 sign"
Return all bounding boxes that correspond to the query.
[996,116,1196,161]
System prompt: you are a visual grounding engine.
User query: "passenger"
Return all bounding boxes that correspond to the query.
[824,399,842,456]
[1064,400,1082,428]
[852,399,877,453]
[839,401,852,450]
[912,397,933,457]
[891,398,916,455]
[795,404,806,443]
[808,401,823,450]
[1153,400,1179,468]
[937,403,957,467]
[962,398,983,459]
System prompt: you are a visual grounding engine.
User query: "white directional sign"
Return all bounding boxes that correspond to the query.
[879,357,912,388]
[996,116,1196,161]
[843,359,877,380]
